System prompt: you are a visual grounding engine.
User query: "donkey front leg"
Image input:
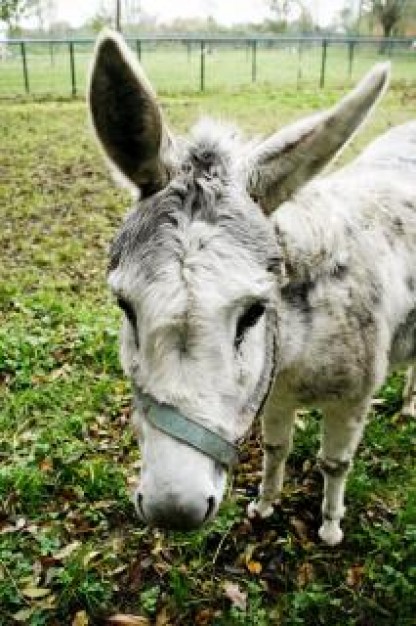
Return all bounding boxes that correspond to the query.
[318,402,370,546]
[248,402,296,519]
[401,364,416,418]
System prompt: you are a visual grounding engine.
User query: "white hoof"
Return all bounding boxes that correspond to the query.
[247,499,274,519]
[318,520,344,546]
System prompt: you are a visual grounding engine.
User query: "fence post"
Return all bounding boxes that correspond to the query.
[297,39,303,89]
[251,40,257,83]
[319,38,327,88]
[348,41,355,79]
[69,41,76,96]
[20,41,29,94]
[200,40,205,91]
[49,41,55,66]
[136,39,141,61]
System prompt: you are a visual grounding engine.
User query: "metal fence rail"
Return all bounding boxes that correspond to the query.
[0,35,415,97]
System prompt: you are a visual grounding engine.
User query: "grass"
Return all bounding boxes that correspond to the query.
[1,83,416,625]
[0,40,416,98]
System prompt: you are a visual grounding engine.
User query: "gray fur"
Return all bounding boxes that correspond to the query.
[89,31,415,543]
[109,143,278,282]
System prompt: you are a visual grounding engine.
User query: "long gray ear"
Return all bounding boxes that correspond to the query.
[88,29,174,197]
[247,63,390,214]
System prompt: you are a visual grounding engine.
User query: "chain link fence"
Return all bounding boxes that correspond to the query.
[0,35,415,97]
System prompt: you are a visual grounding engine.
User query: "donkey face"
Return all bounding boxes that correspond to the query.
[106,129,280,529]
[89,30,389,530]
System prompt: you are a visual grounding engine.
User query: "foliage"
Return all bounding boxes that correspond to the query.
[0,0,36,27]
[1,86,416,624]
[362,0,415,37]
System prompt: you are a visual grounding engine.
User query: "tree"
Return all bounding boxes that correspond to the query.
[267,0,310,32]
[363,0,410,38]
[1,0,26,26]
[0,0,46,29]
[32,0,56,32]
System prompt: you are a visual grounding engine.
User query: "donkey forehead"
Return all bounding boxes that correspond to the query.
[108,123,278,318]
[109,211,275,312]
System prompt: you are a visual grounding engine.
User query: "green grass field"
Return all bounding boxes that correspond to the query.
[0,40,415,97]
[1,83,416,625]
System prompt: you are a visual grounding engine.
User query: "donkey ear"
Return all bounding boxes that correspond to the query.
[88,29,174,197]
[247,63,390,214]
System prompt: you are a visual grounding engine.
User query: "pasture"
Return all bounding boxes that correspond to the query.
[1,82,416,625]
[0,39,416,97]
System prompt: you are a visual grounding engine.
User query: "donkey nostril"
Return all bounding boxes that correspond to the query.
[204,496,216,522]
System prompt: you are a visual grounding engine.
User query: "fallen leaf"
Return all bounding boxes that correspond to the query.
[194,607,215,625]
[371,398,386,406]
[294,411,307,430]
[223,581,247,611]
[290,517,309,543]
[151,536,164,556]
[155,606,172,625]
[13,608,36,622]
[22,586,52,599]
[72,610,89,626]
[39,458,54,472]
[246,559,262,574]
[297,562,315,587]
[83,550,100,566]
[50,363,72,380]
[346,564,365,588]
[54,541,81,561]
[107,615,150,625]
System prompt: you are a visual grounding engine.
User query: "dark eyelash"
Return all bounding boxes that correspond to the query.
[235,302,266,349]
[117,298,139,347]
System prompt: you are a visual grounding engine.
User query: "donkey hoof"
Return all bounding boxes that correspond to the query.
[247,500,274,519]
[318,520,344,546]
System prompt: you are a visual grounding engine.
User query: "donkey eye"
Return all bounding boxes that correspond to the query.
[235,301,265,349]
[117,298,140,348]
[117,297,135,324]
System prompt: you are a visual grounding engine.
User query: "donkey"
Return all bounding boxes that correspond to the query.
[88,31,416,545]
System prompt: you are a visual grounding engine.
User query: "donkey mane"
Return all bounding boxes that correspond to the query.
[109,120,276,278]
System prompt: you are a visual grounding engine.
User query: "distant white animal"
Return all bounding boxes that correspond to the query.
[88,30,416,545]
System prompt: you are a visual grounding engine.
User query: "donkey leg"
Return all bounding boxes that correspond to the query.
[318,403,369,546]
[401,365,416,418]
[248,403,296,519]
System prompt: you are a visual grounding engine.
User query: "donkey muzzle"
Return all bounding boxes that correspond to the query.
[136,490,216,530]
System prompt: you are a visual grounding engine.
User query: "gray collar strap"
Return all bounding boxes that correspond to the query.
[135,391,238,468]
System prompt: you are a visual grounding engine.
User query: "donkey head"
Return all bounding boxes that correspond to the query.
[89,30,389,530]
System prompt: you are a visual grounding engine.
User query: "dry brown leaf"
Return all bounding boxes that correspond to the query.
[346,564,365,588]
[54,541,81,561]
[155,606,172,625]
[13,608,36,622]
[50,364,71,380]
[297,562,315,587]
[22,586,52,599]
[194,607,215,625]
[290,517,309,543]
[246,559,262,575]
[83,550,100,566]
[151,536,164,556]
[107,615,151,626]
[39,458,54,472]
[223,581,247,611]
[72,610,89,626]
